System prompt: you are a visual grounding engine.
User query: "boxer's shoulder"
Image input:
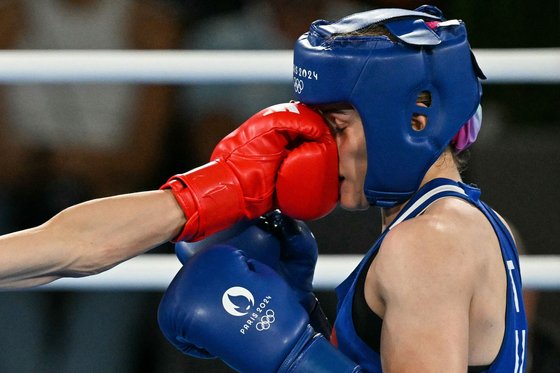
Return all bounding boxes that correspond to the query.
[374,200,485,292]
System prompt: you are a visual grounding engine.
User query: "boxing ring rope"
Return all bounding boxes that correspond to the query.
[0,48,559,84]
[1,49,557,291]
[38,255,560,291]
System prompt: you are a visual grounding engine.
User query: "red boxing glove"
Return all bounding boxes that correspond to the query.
[162,102,338,242]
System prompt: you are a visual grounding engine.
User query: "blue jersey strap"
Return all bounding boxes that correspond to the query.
[388,180,469,230]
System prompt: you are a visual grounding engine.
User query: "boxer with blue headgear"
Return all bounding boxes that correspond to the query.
[286,6,525,373]
[158,5,527,373]
[293,5,485,207]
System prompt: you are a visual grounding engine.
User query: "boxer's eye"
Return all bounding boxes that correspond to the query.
[333,125,346,134]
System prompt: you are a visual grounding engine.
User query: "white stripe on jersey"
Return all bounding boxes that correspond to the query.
[389,185,467,230]
[507,260,520,313]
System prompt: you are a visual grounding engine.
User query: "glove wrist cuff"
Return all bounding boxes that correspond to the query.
[278,326,362,373]
[161,160,245,241]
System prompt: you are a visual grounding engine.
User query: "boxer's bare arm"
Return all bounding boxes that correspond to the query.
[0,102,338,290]
[374,217,472,373]
[0,189,186,290]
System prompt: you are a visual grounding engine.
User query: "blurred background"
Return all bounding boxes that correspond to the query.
[0,0,558,372]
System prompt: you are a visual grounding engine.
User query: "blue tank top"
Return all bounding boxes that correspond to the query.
[333,178,528,373]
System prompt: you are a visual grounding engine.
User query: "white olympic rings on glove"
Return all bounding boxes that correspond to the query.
[256,309,276,331]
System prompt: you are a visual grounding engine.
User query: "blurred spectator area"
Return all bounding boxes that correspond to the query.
[0,0,185,234]
[177,0,370,165]
[0,2,185,373]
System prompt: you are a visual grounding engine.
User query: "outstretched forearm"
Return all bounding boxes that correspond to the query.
[0,189,185,290]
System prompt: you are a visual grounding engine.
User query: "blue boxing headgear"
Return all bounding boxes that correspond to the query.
[293,5,486,207]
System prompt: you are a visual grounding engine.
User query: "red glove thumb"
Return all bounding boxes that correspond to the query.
[275,130,338,221]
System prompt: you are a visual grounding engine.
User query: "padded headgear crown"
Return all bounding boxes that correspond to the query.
[293,5,485,207]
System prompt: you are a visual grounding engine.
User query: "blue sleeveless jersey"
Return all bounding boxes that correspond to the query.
[333,178,528,373]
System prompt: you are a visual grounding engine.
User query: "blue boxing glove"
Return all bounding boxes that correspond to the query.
[158,246,361,373]
[267,211,317,313]
[266,211,332,338]
[172,217,282,359]
[175,212,315,309]
[176,211,330,337]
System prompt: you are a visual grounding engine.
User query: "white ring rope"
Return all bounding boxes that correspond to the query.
[36,255,560,291]
[0,49,559,84]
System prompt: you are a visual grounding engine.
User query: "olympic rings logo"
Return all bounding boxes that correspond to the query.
[256,310,275,331]
[293,78,304,94]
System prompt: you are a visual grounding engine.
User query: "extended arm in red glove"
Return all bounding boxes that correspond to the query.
[161,102,338,242]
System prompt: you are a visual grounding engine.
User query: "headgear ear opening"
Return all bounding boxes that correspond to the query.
[293,5,484,207]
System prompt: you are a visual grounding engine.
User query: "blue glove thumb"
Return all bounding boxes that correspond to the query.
[267,210,318,313]
[173,337,215,359]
